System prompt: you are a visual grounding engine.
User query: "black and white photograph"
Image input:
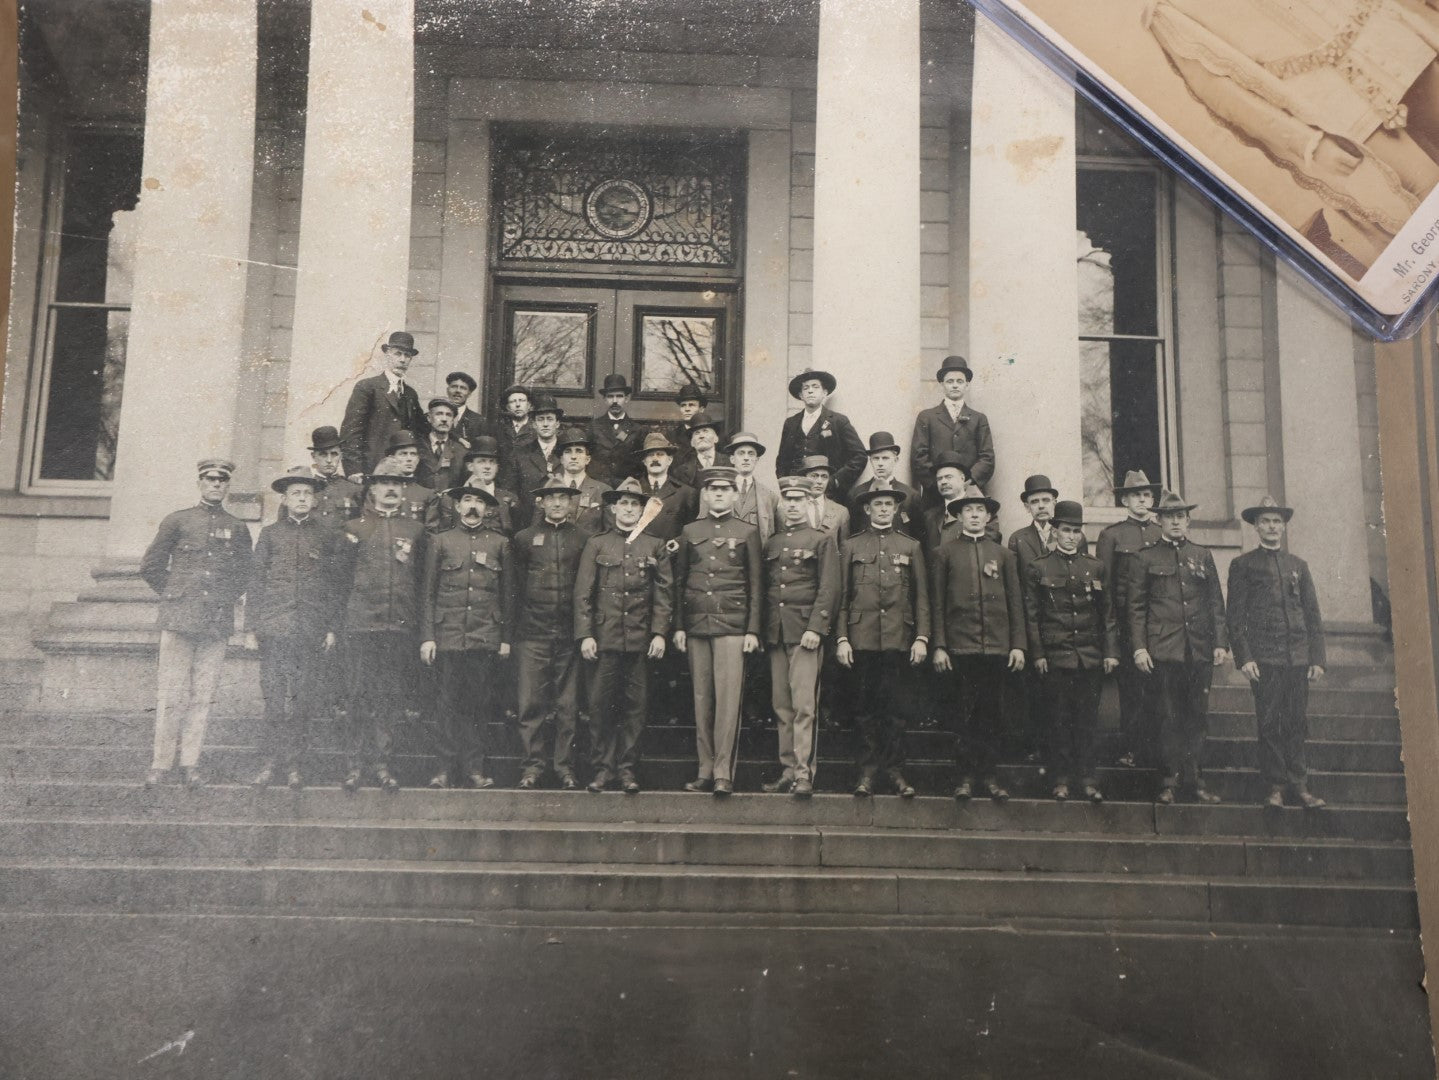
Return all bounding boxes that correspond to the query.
[0,0,1433,1076]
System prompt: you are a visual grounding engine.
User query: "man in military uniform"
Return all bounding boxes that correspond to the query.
[335,463,428,792]
[419,485,513,790]
[416,398,468,491]
[373,432,438,527]
[760,477,840,797]
[1097,469,1164,769]
[246,471,342,790]
[340,330,427,481]
[1128,490,1229,805]
[836,489,930,797]
[588,373,647,485]
[672,411,728,489]
[673,467,763,796]
[305,426,362,529]
[931,486,1026,801]
[512,481,587,789]
[139,459,253,787]
[1023,500,1118,803]
[776,370,867,501]
[1227,496,1327,809]
[848,432,921,539]
[574,479,674,794]
[635,431,697,541]
[445,371,492,444]
[911,355,995,504]
[554,428,612,535]
[510,395,563,527]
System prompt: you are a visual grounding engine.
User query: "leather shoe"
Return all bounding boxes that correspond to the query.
[287,770,304,791]
[1084,785,1103,804]
[251,765,275,789]
[1297,789,1327,810]
[986,782,1009,803]
[622,776,641,795]
[428,773,449,790]
[684,777,713,793]
[792,778,813,798]
[377,768,399,793]
[1265,786,1285,809]
[892,775,916,799]
[953,781,972,802]
[517,773,539,790]
[1156,787,1176,805]
[712,779,733,797]
[182,767,206,789]
[762,773,795,794]
[469,773,495,790]
[342,770,361,793]
[143,768,166,789]
[853,776,874,797]
[1052,783,1069,802]
[586,776,608,793]
[1193,787,1221,805]
[1116,752,1137,768]
[560,774,578,791]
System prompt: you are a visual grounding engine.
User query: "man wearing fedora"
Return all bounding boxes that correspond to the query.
[305,426,363,530]
[673,467,763,796]
[416,397,469,492]
[672,411,729,490]
[140,458,253,788]
[419,484,513,790]
[836,488,930,798]
[246,470,343,790]
[848,432,922,540]
[510,395,564,529]
[1227,496,1327,809]
[760,476,841,797]
[930,485,1026,802]
[511,480,587,789]
[340,330,428,481]
[922,453,1001,552]
[777,370,867,503]
[797,454,852,544]
[444,370,492,445]
[1023,500,1118,802]
[725,432,778,545]
[635,431,697,541]
[554,428,612,535]
[574,478,674,794]
[1097,470,1164,769]
[588,373,647,486]
[496,383,536,488]
[1128,491,1229,805]
[911,355,994,504]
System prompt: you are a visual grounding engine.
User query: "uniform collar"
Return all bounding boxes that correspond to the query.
[708,510,734,521]
[870,525,894,534]
[542,517,570,530]
[1163,536,1185,549]
[373,507,399,518]
[960,531,986,542]
[198,499,225,512]
[285,513,312,526]
[1258,541,1283,552]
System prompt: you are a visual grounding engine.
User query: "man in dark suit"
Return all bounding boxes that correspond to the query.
[848,431,921,539]
[634,431,697,541]
[416,398,469,491]
[588,373,648,485]
[922,452,1001,551]
[664,382,710,449]
[510,395,563,528]
[340,330,427,481]
[445,371,493,444]
[672,411,729,489]
[911,355,994,502]
[496,383,535,492]
[776,370,867,502]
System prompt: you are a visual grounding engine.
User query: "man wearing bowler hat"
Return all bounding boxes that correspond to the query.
[140,459,253,788]
[849,431,921,539]
[666,382,710,450]
[922,453,1001,552]
[797,454,852,543]
[511,395,564,528]
[672,411,729,490]
[673,467,763,796]
[445,370,492,444]
[911,355,994,503]
[1128,490,1229,805]
[1097,469,1164,769]
[555,427,613,535]
[340,330,428,481]
[777,370,867,501]
[1227,496,1327,809]
[305,426,362,530]
[1023,500,1118,803]
[588,373,647,485]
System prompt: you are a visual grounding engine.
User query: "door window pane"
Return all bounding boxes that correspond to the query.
[509,308,592,391]
[637,313,718,396]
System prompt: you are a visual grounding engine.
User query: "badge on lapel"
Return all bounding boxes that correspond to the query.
[983,559,999,579]
[394,537,412,564]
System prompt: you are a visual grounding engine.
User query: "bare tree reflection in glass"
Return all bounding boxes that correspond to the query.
[640,315,716,395]
[1078,231,1116,504]
[511,310,591,389]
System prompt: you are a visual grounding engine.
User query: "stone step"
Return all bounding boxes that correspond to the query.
[1206,684,1394,715]
[0,856,1414,928]
[0,782,1410,842]
[0,744,1407,805]
[0,817,1410,882]
[1203,736,1401,773]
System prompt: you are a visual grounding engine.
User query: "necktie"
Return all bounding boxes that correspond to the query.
[808,500,819,528]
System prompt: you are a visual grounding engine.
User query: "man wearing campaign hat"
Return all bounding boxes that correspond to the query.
[555,427,612,535]
[139,459,254,787]
[777,370,867,500]
[911,355,995,504]
[340,330,428,480]
[930,485,1026,802]
[1022,500,1118,803]
[836,487,930,797]
[1097,469,1164,769]
[672,411,730,490]
[1128,490,1229,805]
[573,478,675,793]
[588,373,647,485]
[306,426,363,529]
[724,431,778,545]
[674,467,763,796]
[445,370,493,444]
[416,397,470,491]
[510,394,564,526]
[419,484,514,790]
[759,476,841,797]
[246,470,344,790]
[333,459,429,792]
[1227,496,1327,809]
[848,431,921,540]
[511,479,587,789]
[371,432,439,529]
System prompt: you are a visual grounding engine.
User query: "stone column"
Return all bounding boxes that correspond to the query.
[104,0,257,560]
[282,0,414,468]
[1275,266,1372,622]
[811,0,922,468]
[967,16,1080,535]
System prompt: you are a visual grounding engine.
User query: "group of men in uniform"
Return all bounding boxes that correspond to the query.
[138,339,1328,811]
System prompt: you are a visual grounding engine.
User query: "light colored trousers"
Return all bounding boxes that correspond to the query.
[770,643,822,783]
[152,629,227,770]
[689,635,745,783]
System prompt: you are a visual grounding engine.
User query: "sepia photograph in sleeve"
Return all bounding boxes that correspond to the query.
[0,0,1433,1076]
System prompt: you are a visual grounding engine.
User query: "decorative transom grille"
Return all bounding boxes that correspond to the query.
[494,129,741,267]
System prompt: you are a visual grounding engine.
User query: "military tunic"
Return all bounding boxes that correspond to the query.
[310,473,363,531]
[1097,515,1162,764]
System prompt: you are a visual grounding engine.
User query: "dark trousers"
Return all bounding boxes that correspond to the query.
[516,636,579,777]
[587,651,650,781]
[1252,664,1310,787]
[257,632,327,771]
[1154,659,1213,789]
[1116,647,1157,765]
[342,631,411,775]
[1014,668,1046,758]
[1042,666,1104,785]
[853,650,910,778]
[432,649,502,780]
[947,654,1008,781]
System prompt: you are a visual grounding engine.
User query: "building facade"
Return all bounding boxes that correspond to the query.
[1,0,1389,707]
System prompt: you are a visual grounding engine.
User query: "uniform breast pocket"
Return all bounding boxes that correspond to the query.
[1147,565,1177,593]
[850,552,877,583]
[440,558,465,574]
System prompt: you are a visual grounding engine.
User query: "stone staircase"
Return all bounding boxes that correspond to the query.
[0,666,1414,930]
